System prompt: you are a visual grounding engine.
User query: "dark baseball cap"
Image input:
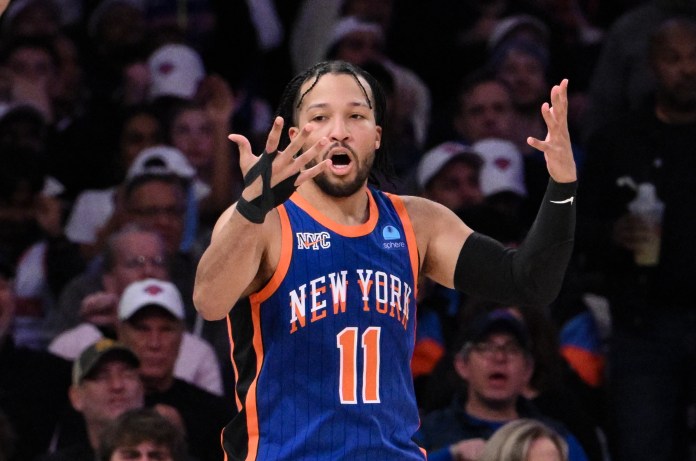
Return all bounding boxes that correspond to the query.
[463,309,530,350]
[72,338,140,386]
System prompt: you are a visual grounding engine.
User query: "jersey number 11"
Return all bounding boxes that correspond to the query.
[337,326,381,404]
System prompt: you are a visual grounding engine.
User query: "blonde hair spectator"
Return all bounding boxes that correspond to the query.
[479,418,569,461]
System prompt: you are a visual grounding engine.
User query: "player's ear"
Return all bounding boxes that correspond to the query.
[375,126,382,149]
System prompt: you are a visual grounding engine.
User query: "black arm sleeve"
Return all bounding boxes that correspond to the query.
[453,179,577,306]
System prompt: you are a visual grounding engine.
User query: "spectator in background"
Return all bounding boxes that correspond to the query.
[98,408,189,461]
[116,278,234,461]
[443,71,515,147]
[38,339,144,461]
[0,100,83,348]
[486,14,550,55]
[63,144,188,264]
[11,174,78,350]
[578,17,696,461]
[452,300,607,461]
[61,105,163,233]
[0,257,72,461]
[0,141,48,269]
[0,26,134,197]
[158,95,240,225]
[0,35,57,122]
[489,38,550,157]
[582,0,696,142]
[488,37,586,215]
[141,0,217,53]
[415,309,589,461]
[289,0,395,76]
[325,15,431,150]
[46,227,223,397]
[54,148,200,332]
[114,107,164,182]
[61,163,232,392]
[411,142,485,400]
[148,43,246,222]
[0,116,59,317]
[147,43,206,105]
[472,138,531,230]
[359,58,421,182]
[0,0,61,39]
[83,0,149,110]
[46,223,170,340]
[415,142,484,215]
[479,418,569,461]
[146,41,273,159]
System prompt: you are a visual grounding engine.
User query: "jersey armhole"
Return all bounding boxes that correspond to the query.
[385,193,420,298]
[249,205,293,304]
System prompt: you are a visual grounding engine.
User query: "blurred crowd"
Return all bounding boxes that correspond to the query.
[0,0,695,460]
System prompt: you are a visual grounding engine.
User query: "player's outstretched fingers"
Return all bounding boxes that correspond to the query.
[296,159,332,185]
[279,123,315,163]
[265,116,284,155]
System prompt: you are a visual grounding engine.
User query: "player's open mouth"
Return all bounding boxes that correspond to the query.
[329,152,352,174]
[331,153,350,165]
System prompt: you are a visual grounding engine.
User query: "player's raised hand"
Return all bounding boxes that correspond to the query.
[527,79,577,183]
[228,116,330,223]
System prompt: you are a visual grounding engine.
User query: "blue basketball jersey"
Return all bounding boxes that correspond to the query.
[222,188,426,461]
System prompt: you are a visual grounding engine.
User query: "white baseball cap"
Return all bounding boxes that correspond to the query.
[126,145,212,200]
[127,145,196,180]
[416,141,483,190]
[148,43,205,101]
[329,16,384,49]
[472,138,527,197]
[118,279,185,321]
[488,14,549,51]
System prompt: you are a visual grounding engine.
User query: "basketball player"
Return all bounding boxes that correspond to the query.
[194,60,576,460]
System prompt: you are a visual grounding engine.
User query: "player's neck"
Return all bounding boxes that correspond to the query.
[297,182,371,226]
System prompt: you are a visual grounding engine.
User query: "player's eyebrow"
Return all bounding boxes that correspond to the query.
[305,100,371,111]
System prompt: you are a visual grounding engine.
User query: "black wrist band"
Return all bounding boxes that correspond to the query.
[236,196,266,223]
[235,150,300,223]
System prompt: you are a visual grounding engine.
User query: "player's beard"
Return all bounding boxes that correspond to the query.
[308,148,374,198]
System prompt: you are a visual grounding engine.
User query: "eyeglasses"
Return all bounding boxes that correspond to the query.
[469,341,525,359]
[121,255,167,270]
[129,205,185,218]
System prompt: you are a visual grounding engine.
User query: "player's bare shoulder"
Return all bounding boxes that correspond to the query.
[398,194,471,248]
[397,194,474,283]
[398,194,461,229]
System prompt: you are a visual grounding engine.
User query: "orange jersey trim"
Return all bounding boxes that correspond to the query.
[289,189,379,237]
[240,206,294,460]
[242,296,263,460]
[250,205,294,304]
[385,193,419,297]
[226,316,242,411]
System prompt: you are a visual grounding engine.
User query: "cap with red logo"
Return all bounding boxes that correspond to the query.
[147,43,205,101]
[471,138,527,198]
[118,278,185,321]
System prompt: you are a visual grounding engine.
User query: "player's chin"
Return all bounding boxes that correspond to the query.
[314,174,364,198]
